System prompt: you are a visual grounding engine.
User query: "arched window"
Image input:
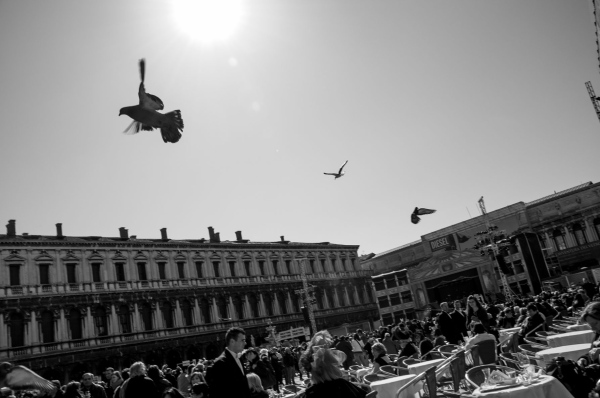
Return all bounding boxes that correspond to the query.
[162,301,174,328]
[233,296,244,320]
[338,287,347,306]
[348,287,356,306]
[248,294,259,318]
[181,300,193,326]
[573,223,587,246]
[119,305,132,334]
[553,229,567,251]
[217,296,228,320]
[594,218,600,241]
[10,312,25,347]
[93,307,108,336]
[314,289,324,310]
[200,298,212,323]
[140,303,153,331]
[69,308,83,340]
[41,310,55,343]
[277,291,287,315]
[326,290,335,308]
[263,294,273,316]
[291,294,300,313]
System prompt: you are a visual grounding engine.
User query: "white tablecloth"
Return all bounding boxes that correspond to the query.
[566,324,591,331]
[406,358,445,375]
[546,330,595,347]
[370,374,416,398]
[473,375,573,398]
[499,327,520,344]
[535,343,591,366]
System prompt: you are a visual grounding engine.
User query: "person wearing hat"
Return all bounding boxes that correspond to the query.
[243,347,276,391]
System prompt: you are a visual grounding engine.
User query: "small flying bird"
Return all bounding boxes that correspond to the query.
[323,160,348,179]
[0,362,56,394]
[119,59,184,143]
[411,207,437,224]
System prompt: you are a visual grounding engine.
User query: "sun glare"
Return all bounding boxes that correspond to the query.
[172,0,243,44]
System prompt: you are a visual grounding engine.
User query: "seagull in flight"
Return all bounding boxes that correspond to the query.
[0,362,56,394]
[119,59,184,143]
[411,207,437,224]
[324,160,348,179]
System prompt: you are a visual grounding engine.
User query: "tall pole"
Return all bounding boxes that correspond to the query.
[297,258,317,335]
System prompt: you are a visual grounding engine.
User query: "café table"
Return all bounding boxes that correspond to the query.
[499,327,520,345]
[370,373,416,398]
[406,358,445,375]
[472,375,573,398]
[535,343,591,366]
[546,330,595,347]
[566,323,591,331]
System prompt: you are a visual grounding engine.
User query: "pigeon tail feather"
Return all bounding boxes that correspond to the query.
[160,110,184,143]
[139,59,145,83]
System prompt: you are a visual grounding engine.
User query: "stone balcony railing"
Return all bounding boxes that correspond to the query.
[0,270,371,297]
[0,303,378,360]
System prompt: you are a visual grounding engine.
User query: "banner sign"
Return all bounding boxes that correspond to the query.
[429,234,457,252]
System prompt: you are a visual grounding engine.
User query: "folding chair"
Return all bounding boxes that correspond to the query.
[472,340,497,365]
[518,344,545,356]
[438,344,460,358]
[401,357,423,367]
[523,336,548,346]
[363,373,393,385]
[465,365,515,389]
[535,331,557,338]
[381,364,409,376]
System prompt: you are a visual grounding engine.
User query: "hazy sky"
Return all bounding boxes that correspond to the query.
[1,0,599,255]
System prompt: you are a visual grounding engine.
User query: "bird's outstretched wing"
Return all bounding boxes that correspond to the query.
[123,120,154,135]
[5,365,56,393]
[416,208,436,215]
[338,160,348,174]
[323,173,338,176]
[137,60,164,111]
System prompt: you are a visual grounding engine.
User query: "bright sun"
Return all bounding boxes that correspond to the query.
[172,0,243,43]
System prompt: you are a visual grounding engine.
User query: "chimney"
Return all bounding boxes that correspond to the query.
[208,226,215,242]
[6,220,15,237]
[130,235,137,239]
[235,231,243,241]
[56,223,63,238]
[119,227,128,239]
[280,236,285,242]
[214,232,221,243]
[160,228,168,241]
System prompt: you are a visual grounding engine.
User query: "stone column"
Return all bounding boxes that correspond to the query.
[58,309,67,342]
[211,298,219,321]
[543,231,555,251]
[110,304,119,335]
[175,300,183,327]
[193,298,202,324]
[243,295,251,319]
[273,294,281,315]
[259,294,267,317]
[584,218,599,242]
[133,303,142,333]
[0,314,7,349]
[154,304,164,330]
[333,289,341,307]
[563,225,575,248]
[29,310,39,345]
[228,296,236,320]
[287,292,294,313]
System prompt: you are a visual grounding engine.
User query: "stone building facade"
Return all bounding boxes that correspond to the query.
[0,222,377,382]
[364,181,600,323]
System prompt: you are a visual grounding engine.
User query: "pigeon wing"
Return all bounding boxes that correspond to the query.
[411,214,420,224]
[323,173,338,176]
[123,120,154,135]
[138,83,164,111]
[338,160,348,174]
[5,366,56,393]
[416,208,437,215]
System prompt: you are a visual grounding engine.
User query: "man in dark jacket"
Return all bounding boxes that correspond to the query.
[437,302,461,344]
[450,300,468,340]
[81,374,107,398]
[121,362,159,398]
[335,336,355,370]
[205,327,250,398]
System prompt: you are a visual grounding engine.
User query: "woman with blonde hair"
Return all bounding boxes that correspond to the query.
[304,348,366,398]
[367,343,392,376]
[246,373,269,398]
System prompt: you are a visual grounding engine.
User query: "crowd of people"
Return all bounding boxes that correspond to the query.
[4,279,600,398]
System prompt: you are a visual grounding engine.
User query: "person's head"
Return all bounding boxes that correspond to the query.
[453,300,462,310]
[384,333,391,340]
[246,373,264,392]
[526,303,538,317]
[413,333,422,343]
[147,365,161,380]
[81,373,94,387]
[503,308,513,317]
[581,302,600,332]
[65,382,80,397]
[371,342,387,358]
[440,302,449,312]
[190,383,209,398]
[189,372,204,385]
[472,323,486,335]
[311,348,344,384]
[110,371,122,384]
[398,337,410,349]
[103,368,114,380]
[244,347,257,362]
[467,295,481,310]
[225,327,246,354]
[130,362,146,377]
[162,387,185,398]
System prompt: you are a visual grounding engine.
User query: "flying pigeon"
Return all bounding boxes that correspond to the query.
[411,207,436,224]
[0,362,56,394]
[119,59,184,143]
[323,160,348,179]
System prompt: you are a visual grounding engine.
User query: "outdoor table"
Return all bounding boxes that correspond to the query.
[406,358,445,375]
[472,375,573,398]
[566,323,591,331]
[499,327,520,345]
[535,343,591,366]
[546,330,595,348]
[370,373,416,398]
